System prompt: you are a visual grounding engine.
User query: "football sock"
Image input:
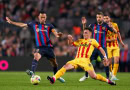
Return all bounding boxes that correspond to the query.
[31,59,38,73]
[109,64,112,72]
[105,66,109,79]
[96,74,107,82]
[53,67,58,75]
[85,72,89,77]
[112,64,119,76]
[54,67,66,80]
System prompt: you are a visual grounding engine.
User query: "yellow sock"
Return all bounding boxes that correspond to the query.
[96,74,107,82]
[109,64,112,72]
[112,64,119,76]
[54,67,66,80]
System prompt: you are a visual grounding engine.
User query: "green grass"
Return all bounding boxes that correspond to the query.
[0,72,130,90]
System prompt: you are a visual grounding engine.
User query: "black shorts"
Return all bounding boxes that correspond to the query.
[35,46,55,60]
[90,47,107,60]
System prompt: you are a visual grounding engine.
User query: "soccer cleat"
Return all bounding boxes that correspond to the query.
[111,76,119,81]
[108,79,116,85]
[58,77,65,83]
[26,69,34,77]
[79,75,89,82]
[47,76,55,84]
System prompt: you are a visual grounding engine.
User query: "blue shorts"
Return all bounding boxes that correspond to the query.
[90,47,107,60]
[35,46,55,60]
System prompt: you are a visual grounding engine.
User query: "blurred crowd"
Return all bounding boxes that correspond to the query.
[0,0,130,21]
[0,0,130,60]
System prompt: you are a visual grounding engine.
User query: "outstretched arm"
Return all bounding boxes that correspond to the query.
[98,47,109,66]
[107,22,117,33]
[106,38,116,42]
[52,29,63,38]
[81,16,87,30]
[67,35,74,45]
[117,32,125,47]
[6,17,27,28]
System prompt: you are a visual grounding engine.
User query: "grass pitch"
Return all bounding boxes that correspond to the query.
[0,72,130,90]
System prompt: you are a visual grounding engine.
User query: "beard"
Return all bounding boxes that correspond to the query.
[97,20,103,24]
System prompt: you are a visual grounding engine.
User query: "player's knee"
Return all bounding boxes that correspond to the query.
[91,75,97,79]
[34,53,41,61]
[63,64,70,70]
[114,57,119,64]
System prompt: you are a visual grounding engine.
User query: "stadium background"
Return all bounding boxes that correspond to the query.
[0,0,130,72]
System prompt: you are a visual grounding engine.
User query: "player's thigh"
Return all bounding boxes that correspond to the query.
[107,47,113,59]
[63,63,75,70]
[67,59,78,69]
[45,47,56,60]
[113,48,120,58]
[79,60,94,73]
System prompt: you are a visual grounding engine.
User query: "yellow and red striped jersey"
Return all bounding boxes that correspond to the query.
[106,22,119,48]
[72,39,101,59]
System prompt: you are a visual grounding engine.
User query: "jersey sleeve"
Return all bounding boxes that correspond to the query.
[27,21,34,28]
[115,23,119,32]
[105,23,113,32]
[92,39,101,49]
[72,39,81,47]
[49,24,55,32]
[89,24,93,28]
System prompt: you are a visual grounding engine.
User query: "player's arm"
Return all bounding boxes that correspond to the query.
[52,29,63,38]
[81,16,87,30]
[6,17,27,27]
[107,22,117,33]
[106,38,116,42]
[98,47,108,61]
[67,35,74,45]
[117,32,125,47]
[93,40,108,61]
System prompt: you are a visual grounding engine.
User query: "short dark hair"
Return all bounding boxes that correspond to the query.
[97,12,104,16]
[39,10,46,14]
[84,27,92,33]
[104,14,110,17]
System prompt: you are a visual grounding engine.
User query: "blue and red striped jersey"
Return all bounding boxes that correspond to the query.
[89,22,113,48]
[27,21,54,47]
[120,50,130,63]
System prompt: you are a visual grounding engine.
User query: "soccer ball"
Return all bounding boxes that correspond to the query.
[30,75,41,85]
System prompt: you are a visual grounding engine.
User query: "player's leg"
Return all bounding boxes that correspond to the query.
[45,47,65,83]
[47,63,75,84]
[49,58,58,75]
[111,48,120,80]
[107,47,113,76]
[87,70,116,85]
[26,52,41,77]
[49,58,65,83]
[108,58,113,77]
[81,60,116,85]
[100,47,109,79]
[79,49,98,82]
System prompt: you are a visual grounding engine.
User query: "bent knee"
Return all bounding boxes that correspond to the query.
[34,53,41,61]
[91,75,97,79]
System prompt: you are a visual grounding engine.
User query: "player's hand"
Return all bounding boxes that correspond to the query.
[103,58,109,66]
[58,32,63,37]
[68,35,73,40]
[108,22,112,27]
[121,42,125,48]
[6,17,12,24]
[81,16,87,24]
